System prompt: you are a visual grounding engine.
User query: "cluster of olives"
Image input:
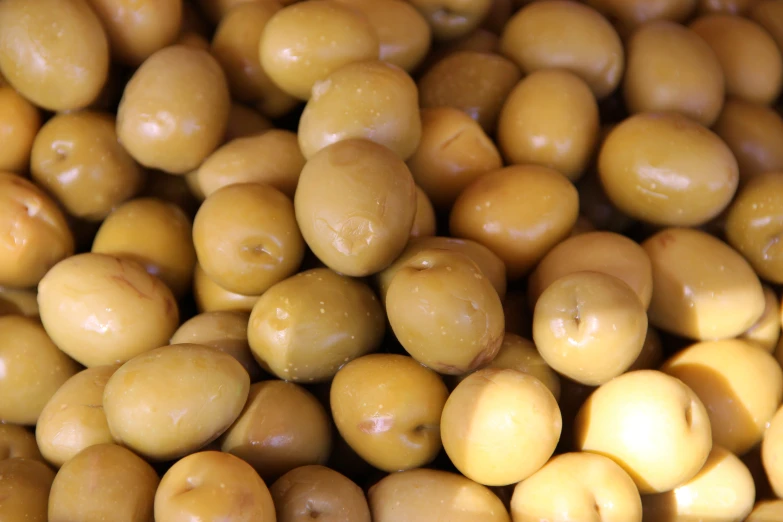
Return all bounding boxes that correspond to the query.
[4,0,783,521]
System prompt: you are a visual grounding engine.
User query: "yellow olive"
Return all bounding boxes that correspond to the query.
[623,21,725,126]
[103,344,250,461]
[116,45,231,175]
[741,286,781,352]
[598,112,739,227]
[368,468,511,522]
[197,130,304,200]
[36,365,119,468]
[500,0,624,99]
[220,380,332,481]
[442,368,562,485]
[511,452,643,522]
[171,311,263,382]
[192,262,261,314]
[0,316,80,425]
[662,339,783,455]
[690,14,783,105]
[270,465,371,522]
[248,268,385,383]
[0,173,74,289]
[725,173,783,283]
[418,51,522,133]
[643,444,755,522]
[0,86,40,174]
[642,228,766,340]
[584,0,697,36]
[376,235,508,303]
[450,165,579,279]
[92,197,196,298]
[331,353,449,471]
[294,139,417,277]
[386,250,505,375]
[86,0,182,66]
[497,69,599,181]
[334,0,432,72]
[154,451,276,522]
[298,60,421,161]
[193,183,304,296]
[0,458,55,522]
[0,424,42,462]
[528,231,653,309]
[574,370,713,494]
[0,0,109,111]
[533,271,648,386]
[37,253,179,367]
[406,107,503,211]
[713,98,783,181]
[48,443,159,522]
[30,111,144,222]
[259,0,380,100]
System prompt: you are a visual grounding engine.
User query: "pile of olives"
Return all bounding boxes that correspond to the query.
[4,0,783,520]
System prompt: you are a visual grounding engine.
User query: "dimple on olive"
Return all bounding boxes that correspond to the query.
[294,139,417,277]
[330,353,449,472]
[407,0,493,41]
[31,112,145,222]
[193,182,305,296]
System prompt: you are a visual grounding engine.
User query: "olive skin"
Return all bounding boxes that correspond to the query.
[116,45,231,175]
[102,344,250,461]
[248,268,385,383]
[294,139,417,277]
[0,0,109,111]
[330,354,449,472]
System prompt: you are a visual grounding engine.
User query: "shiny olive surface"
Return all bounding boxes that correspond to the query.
[385,249,505,375]
[248,268,385,383]
[331,353,449,472]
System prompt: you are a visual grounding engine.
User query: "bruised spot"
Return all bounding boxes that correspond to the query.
[358,415,394,434]
[656,232,677,249]
[468,335,503,371]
